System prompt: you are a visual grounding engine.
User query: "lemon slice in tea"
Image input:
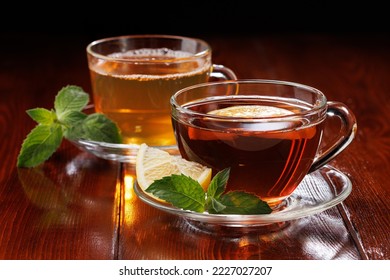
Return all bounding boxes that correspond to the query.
[208,105,293,117]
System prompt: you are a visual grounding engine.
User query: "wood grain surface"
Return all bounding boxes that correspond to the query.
[0,32,389,260]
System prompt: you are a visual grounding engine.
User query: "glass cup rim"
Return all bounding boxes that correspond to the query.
[86,34,211,63]
[170,79,328,121]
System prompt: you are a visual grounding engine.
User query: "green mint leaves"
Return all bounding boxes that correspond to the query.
[17,85,122,168]
[145,168,272,215]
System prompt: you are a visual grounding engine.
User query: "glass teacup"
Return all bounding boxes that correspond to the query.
[171,79,357,206]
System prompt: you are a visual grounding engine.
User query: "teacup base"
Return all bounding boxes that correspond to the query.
[269,197,291,211]
[184,195,293,234]
[185,219,291,236]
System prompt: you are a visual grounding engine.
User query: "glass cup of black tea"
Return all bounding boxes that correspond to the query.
[170,79,357,207]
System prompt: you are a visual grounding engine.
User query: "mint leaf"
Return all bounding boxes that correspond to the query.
[17,124,63,168]
[65,113,122,143]
[145,166,272,215]
[209,197,227,213]
[54,85,89,119]
[17,85,122,168]
[60,111,87,128]
[27,108,56,125]
[216,191,273,214]
[146,174,206,212]
[207,168,230,200]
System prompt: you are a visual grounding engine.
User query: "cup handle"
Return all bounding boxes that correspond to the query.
[210,64,237,80]
[309,101,357,173]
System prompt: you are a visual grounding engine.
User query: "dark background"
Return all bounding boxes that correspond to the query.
[1,1,389,39]
[1,1,388,89]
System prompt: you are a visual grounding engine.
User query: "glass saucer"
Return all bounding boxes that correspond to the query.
[133,165,352,227]
[69,138,179,163]
[68,104,178,163]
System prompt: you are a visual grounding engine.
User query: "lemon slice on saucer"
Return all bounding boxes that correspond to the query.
[135,143,212,201]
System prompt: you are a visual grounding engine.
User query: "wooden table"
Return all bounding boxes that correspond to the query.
[0,32,389,260]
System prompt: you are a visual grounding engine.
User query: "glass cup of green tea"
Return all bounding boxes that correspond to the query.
[170,79,357,207]
[86,34,236,152]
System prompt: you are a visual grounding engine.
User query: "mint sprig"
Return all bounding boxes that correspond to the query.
[17,85,122,168]
[145,168,272,215]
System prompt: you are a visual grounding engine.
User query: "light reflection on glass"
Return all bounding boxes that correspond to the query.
[301,215,359,259]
